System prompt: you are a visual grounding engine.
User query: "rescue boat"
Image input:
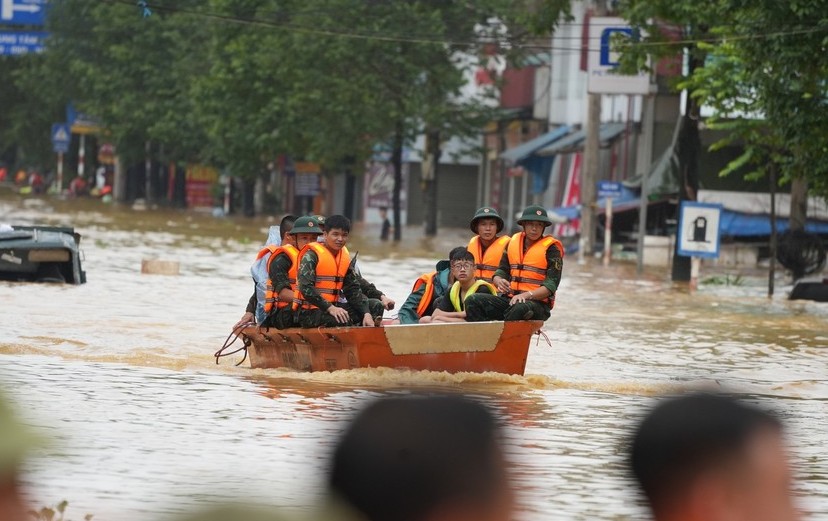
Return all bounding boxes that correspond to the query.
[238,320,544,375]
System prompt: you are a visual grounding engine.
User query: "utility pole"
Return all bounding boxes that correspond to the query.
[580,0,607,263]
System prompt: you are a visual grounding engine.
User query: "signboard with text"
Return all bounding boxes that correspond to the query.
[587,17,651,94]
[0,30,44,55]
[597,180,623,198]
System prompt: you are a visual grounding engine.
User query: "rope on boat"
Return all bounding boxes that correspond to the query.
[535,329,552,347]
[215,321,254,366]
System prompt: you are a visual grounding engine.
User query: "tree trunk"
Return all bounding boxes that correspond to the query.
[144,140,152,203]
[423,130,441,237]
[242,177,256,217]
[391,121,404,242]
[789,176,807,232]
[672,48,703,282]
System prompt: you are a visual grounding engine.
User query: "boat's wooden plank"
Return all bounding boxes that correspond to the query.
[382,322,503,354]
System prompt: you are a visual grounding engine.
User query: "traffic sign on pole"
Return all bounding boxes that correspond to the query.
[51,123,70,153]
[0,30,45,55]
[597,180,623,199]
[677,201,723,259]
[0,0,46,26]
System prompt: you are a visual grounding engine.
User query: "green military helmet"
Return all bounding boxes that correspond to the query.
[290,216,324,235]
[469,206,504,234]
[516,205,553,227]
[0,388,47,478]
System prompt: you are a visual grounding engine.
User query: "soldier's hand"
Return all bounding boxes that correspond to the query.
[362,313,376,327]
[234,312,254,330]
[380,295,395,310]
[509,292,533,305]
[493,276,511,294]
[327,305,350,324]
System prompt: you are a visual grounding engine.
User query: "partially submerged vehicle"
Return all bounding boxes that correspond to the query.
[223,320,545,375]
[0,225,86,284]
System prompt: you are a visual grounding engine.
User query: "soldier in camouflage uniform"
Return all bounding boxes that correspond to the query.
[296,215,383,328]
[465,205,563,322]
[310,214,394,318]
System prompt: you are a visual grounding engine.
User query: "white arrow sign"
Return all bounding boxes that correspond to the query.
[0,0,43,22]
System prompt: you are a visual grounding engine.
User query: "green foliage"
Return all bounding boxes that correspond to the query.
[617,0,828,198]
[1,0,570,189]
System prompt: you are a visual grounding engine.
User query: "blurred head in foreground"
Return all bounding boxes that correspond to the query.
[630,392,798,521]
[0,389,46,521]
[328,394,514,521]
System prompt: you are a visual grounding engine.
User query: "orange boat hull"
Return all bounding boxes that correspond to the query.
[241,320,544,375]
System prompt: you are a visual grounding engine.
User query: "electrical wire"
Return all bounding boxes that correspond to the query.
[93,0,828,53]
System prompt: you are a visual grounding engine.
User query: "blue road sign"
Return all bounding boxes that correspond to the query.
[0,30,45,55]
[0,0,45,26]
[51,123,71,154]
[677,201,723,259]
[597,180,623,198]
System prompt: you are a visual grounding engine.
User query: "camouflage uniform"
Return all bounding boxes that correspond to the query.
[464,239,563,322]
[296,249,381,328]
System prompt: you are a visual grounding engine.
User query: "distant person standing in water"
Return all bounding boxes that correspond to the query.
[379,207,391,241]
[630,392,799,521]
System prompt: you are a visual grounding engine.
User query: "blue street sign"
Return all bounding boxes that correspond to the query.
[0,0,46,26]
[677,201,723,259]
[0,30,45,55]
[51,123,71,153]
[597,180,623,198]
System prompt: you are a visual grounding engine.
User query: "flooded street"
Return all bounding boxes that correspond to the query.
[2,195,828,521]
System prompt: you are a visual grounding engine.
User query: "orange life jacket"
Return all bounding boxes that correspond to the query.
[506,232,564,308]
[468,235,510,282]
[411,272,437,317]
[293,242,351,310]
[258,244,299,313]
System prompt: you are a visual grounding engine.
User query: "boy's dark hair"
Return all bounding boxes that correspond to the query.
[279,214,297,242]
[329,394,506,521]
[630,392,781,514]
[449,246,474,264]
[325,214,351,233]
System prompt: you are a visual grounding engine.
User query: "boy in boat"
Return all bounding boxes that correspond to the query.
[393,259,452,324]
[467,206,510,283]
[420,247,497,323]
[310,214,396,314]
[465,205,563,322]
[234,214,296,329]
[294,214,379,328]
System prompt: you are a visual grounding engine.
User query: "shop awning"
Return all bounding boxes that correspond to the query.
[500,126,571,164]
[536,122,627,156]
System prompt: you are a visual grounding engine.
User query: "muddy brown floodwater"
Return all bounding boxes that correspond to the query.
[1,195,827,521]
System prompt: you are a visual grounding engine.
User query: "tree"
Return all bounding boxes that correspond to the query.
[619,0,828,199]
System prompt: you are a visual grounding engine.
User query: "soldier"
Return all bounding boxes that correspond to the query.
[235,214,297,330]
[294,215,380,328]
[465,205,563,322]
[259,216,323,329]
[310,214,395,314]
[467,206,510,283]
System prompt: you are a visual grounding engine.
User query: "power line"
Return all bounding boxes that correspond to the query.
[96,0,828,53]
